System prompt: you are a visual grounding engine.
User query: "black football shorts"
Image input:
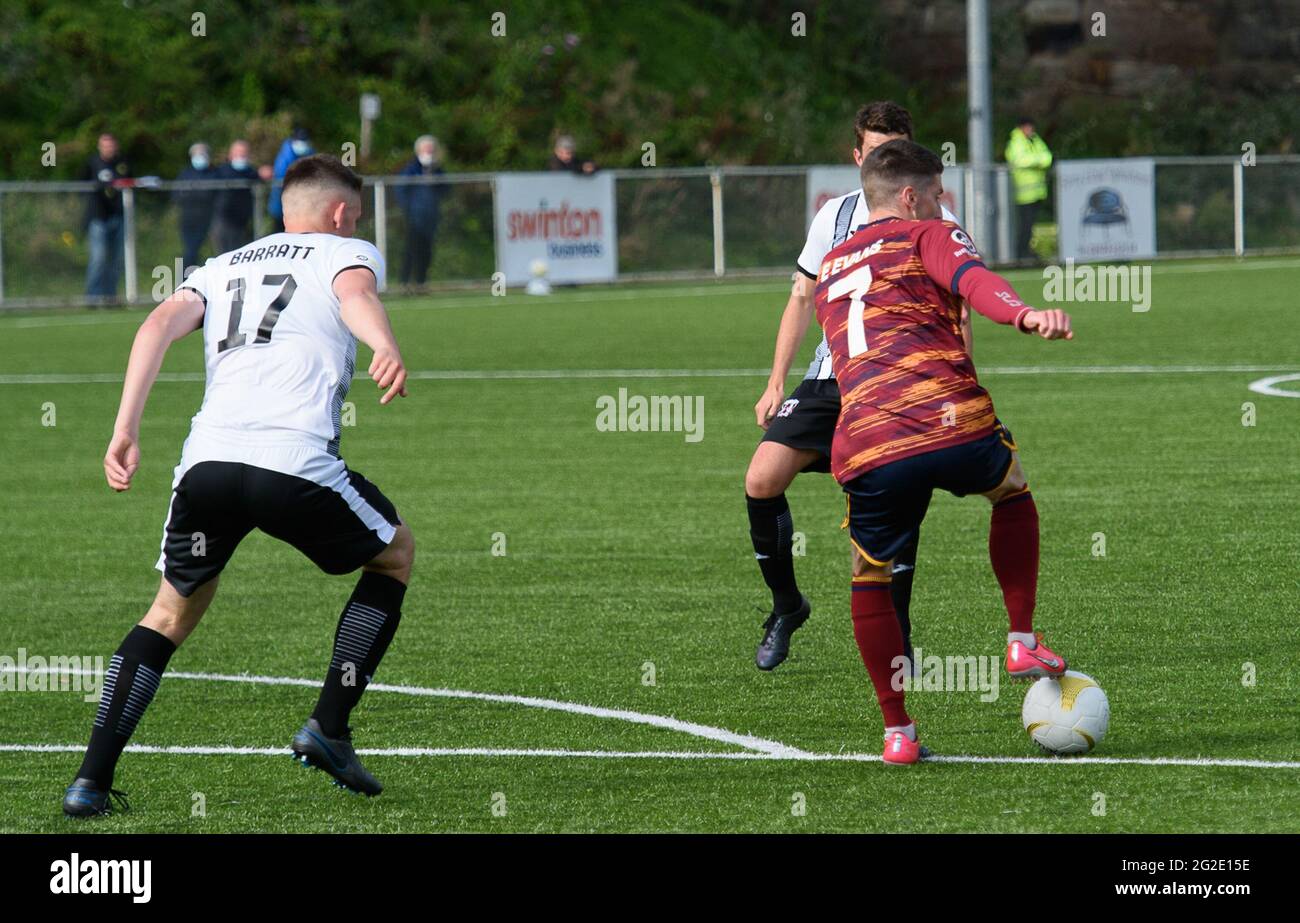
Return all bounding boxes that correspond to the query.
[843,421,1019,565]
[758,377,840,473]
[155,460,401,597]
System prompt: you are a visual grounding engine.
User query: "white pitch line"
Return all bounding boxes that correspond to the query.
[1,743,1296,770]
[1248,372,1300,398]
[5,666,1297,769]
[3,665,805,757]
[0,364,1294,387]
[5,255,1299,329]
[0,283,795,328]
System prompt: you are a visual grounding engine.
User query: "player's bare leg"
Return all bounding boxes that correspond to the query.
[746,441,820,670]
[292,522,415,796]
[979,455,1066,679]
[64,576,219,817]
[139,574,220,644]
[847,547,924,764]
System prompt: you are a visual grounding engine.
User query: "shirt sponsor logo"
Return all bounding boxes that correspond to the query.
[950,227,979,259]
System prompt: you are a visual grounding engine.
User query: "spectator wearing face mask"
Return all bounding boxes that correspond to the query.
[394,135,446,286]
[268,127,313,232]
[173,142,217,275]
[211,139,262,253]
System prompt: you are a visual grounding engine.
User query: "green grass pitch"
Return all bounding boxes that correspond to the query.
[0,257,1296,832]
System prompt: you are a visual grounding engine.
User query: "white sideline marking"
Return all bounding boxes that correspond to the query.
[2,665,805,757]
[5,255,1299,329]
[0,364,1294,386]
[4,666,1297,770]
[1,743,1296,770]
[0,283,794,328]
[1247,373,1300,398]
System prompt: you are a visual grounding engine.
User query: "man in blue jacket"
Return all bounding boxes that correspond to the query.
[268,128,313,232]
[394,135,445,286]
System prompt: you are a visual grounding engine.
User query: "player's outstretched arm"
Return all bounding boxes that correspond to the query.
[918,223,1073,343]
[755,273,816,428]
[105,289,206,491]
[335,267,408,405]
[955,266,1074,341]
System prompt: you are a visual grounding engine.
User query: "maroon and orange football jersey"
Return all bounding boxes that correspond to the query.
[814,216,1004,483]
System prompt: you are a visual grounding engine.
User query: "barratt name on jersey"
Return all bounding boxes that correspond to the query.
[229,243,319,266]
[817,238,883,282]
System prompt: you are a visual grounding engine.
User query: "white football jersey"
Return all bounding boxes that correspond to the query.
[176,232,385,467]
[796,192,957,380]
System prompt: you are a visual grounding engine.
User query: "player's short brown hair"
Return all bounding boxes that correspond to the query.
[282,153,363,199]
[854,101,914,147]
[860,139,943,207]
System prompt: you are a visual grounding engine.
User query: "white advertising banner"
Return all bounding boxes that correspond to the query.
[805,164,967,228]
[805,165,861,227]
[1055,159,1156,262]
[495,172,617,285]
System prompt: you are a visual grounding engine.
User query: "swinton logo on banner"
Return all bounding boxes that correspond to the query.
[494,172,618,285]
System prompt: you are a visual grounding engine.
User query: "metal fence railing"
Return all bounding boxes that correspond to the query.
[1,156,1297,309]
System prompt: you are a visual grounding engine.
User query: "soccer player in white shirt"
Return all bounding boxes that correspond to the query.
[64,155,412,816]
[746,102,971,671]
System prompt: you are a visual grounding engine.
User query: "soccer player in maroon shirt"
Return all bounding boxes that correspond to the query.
[813,139,1074,764]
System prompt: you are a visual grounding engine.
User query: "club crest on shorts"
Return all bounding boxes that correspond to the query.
[776,398,800,418]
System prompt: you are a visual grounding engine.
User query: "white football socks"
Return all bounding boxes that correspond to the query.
[1008,631,1037,649]
[884,722,917,742]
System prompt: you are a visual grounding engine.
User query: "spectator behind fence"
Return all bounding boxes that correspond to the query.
[174,142,217,275]
[268,127,313,232]
[211,140,262,253]
[395,135,446,286]
[1005,116,1053,262]
[549,134,596,174]
[81,132,130,302]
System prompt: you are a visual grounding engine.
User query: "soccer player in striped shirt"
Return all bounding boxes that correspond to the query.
[814,140,1074,764]
[63,155,414,815]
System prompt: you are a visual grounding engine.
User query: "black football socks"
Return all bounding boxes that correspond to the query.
[747,493,803,615]
[76,625,177,788]
[311,571,407,738]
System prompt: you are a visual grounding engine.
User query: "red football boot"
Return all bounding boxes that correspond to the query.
[1005,633,1067,679]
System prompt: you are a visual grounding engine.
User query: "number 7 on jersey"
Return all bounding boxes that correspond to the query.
[825,265,872,358]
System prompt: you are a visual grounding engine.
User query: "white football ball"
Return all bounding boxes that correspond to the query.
[1021,670,1110,755]
[529,258,549,278]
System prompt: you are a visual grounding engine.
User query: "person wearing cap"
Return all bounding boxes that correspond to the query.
[394,135,446,286]
[174,142,218,275]
[268,128,314,232]
[1005,117,1053,261]
[549,134,596,174]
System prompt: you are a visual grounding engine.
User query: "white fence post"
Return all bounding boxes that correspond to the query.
[1232,160,1245,257]
[710,168,724,277]
[123,186,138,303]
[373,180,387,291]
[995,167,1013,262]
[254,184,267,239]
